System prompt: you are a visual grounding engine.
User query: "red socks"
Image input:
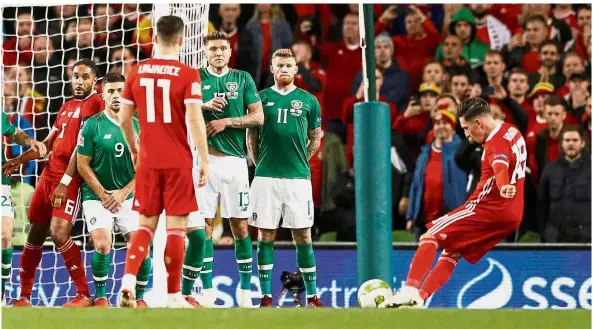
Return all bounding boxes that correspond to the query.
[124,225,154,276]
[419,255,458,300]
[164,228,185,294]
[19,242,43,299]
[57,239,89,296]
[405,237,439,288]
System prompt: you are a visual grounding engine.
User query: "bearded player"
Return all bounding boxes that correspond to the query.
[76,73,151,307]
[190,31,263,308]
[117,15,209,308]
[381,98,527,308]
[3,59,103,307]
[1,111,47,304]
[247,49,324,308]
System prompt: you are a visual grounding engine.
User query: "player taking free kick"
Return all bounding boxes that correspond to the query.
[247,49,324,308]
[4,59,104,307]
[118,15,209,308]
[381,98,527,308]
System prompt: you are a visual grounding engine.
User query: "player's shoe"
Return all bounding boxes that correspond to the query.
[119,289,137,308]
[183,295,203,308]
[201,288,215,308]
[259,295,273,308]
[12,297,32,307]
[237,289,254,308]
[306,296,324,308]
[1,299,6,307]
[63,294,94,308]
[136,299,149,308]
[379,286,424,309]
[167,293,193,308]
[94,297,109,308]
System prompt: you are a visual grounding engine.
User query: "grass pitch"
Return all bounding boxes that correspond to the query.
[2,308,590,329]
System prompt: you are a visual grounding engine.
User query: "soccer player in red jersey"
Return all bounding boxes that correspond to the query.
[381,98,527,308]
[3,59,103,307]
[117,15,209,308]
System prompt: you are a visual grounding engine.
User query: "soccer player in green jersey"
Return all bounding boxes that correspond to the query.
[247,49,324,308]
[76,73,151,307]
[187,31,263,308]
[0,111,46,304]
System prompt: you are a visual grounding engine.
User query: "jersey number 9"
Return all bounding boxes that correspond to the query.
[115,142,125,158]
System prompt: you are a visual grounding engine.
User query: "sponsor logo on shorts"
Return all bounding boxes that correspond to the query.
[252,213,257,222]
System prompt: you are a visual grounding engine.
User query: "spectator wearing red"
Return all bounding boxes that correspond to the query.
[528,40,565,90]
[514,4,573,48]
[3,7,34,67]
[423,94,465,144]
[552,4,580,35]
[489,4,524,32]
[507,67,535,117]
[582,97,592,137]
[121,4,153,58]
[507,15,548,73]
[556,52,586,98]
[218,4,242,68]
[567,24,591,63]
[375,5,440,92]
[245,4,294,88]
[526,82,555,140]
[293,4,333,44]
[342,68,397,168]
[393,83,439,160]
[564,73,590,123]
[319,12,361,132]
[291,41,327,112]
[5,66,46,130]
[405,108,468,240]
[468,4,512,51]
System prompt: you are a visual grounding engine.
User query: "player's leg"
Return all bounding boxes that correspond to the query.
[418,251,460,300]
[257,229,276,307]
[1,185,14,303]
[83,200,115,307]
[182,211,206,307]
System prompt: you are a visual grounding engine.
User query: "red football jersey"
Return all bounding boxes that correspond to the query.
[121,55,202,169]
[465,122,526,220]
[44,91,103,182]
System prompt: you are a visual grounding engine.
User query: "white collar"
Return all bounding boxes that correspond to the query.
[346,43,360,51]
[486,122,503,142]
[103,110,120,126]
[153,53,179,60]
[74,90,97,102]
[207,66,229,77]
[271,85,297,96]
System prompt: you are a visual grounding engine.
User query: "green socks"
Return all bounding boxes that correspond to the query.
[257,240,274,297]
[296,243,317,297]
[1,246,13,298]
[200,238,214,290]
[91,251,110,298]
[136,257,151,300]
[181,229,206,295]
[235,236,253,290]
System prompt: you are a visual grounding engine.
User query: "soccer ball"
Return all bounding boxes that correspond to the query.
[357,279,393,308]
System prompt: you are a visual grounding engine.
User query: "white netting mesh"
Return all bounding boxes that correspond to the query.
[2,3,209,306]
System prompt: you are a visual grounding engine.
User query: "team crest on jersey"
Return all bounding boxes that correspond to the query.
[225,82,239,99]
[291,100,303,109]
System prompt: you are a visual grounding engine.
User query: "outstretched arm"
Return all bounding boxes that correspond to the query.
[3,129,57,176]
[306,127,323,160]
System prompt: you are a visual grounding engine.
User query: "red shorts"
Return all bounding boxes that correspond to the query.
[28,175,81,224]
[426,204,521,264]
[133,167,197,216]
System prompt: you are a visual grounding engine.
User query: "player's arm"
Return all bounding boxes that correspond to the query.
[3,128,58,176]
[77,154,109,200]
[247,127,260,164]
[228,101,264,129]
[488,144,515,198]
[306,127,323,160]
[9,129,47,156]
[187,102,210,187]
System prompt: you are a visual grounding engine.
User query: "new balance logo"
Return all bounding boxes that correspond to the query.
[266,102,275,107]
[103,134,112,139]
[203,85,211,90]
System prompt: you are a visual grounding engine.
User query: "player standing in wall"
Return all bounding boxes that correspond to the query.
[381,98,527,308]
[4,59,104,307]
[0,111,47,304]
[247,49,324,308]
[76,73,151,308]
[117,15,209,308]
[194,31,264,308]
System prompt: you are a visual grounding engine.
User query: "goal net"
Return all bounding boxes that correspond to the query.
[1,3,209,306]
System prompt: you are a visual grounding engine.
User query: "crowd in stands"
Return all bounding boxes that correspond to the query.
[2,4,591,244]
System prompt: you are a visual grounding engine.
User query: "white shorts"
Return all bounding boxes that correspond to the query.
[249,177,314,229]
[82,199,138,235]
[197,154,251,219]
[188,164,206,228]
[1,185,13,219]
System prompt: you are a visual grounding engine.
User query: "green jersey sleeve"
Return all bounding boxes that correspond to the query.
[308,96,322,129]
[243,73,261,106]
[77,118,96,157]
[2,112,16,137]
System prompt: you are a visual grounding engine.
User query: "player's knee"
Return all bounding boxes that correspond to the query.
[291,228,312,244]
[258,229,276,242]
[230,218,248,239]
[27,224,50,246]
[204,219,213,238]
[49,221,71,245]
[1,233,11,249]
[94,241,111,254]
[442,251,461,260]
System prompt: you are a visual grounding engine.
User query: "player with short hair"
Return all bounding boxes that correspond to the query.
[118,15,209,308]
[381,98,527,308]
[76,73,151,307]
[4,58,104,307]
[1,112,47,303]
[247,48,324,308]
[192,30,263,308]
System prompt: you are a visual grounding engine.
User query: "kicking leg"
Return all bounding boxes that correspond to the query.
[90,228,111,307]
[292,228,322,307]
[230,217,253,307]
[418,251,460,300]
[257,228,276,307]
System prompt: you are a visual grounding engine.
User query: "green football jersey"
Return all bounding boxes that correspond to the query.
[2,111,17,185]
[200,67,260,157]
[77,111,140,201]
[255,87,322,179]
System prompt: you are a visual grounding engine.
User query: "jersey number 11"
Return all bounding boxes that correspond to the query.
[140,78,172,123]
